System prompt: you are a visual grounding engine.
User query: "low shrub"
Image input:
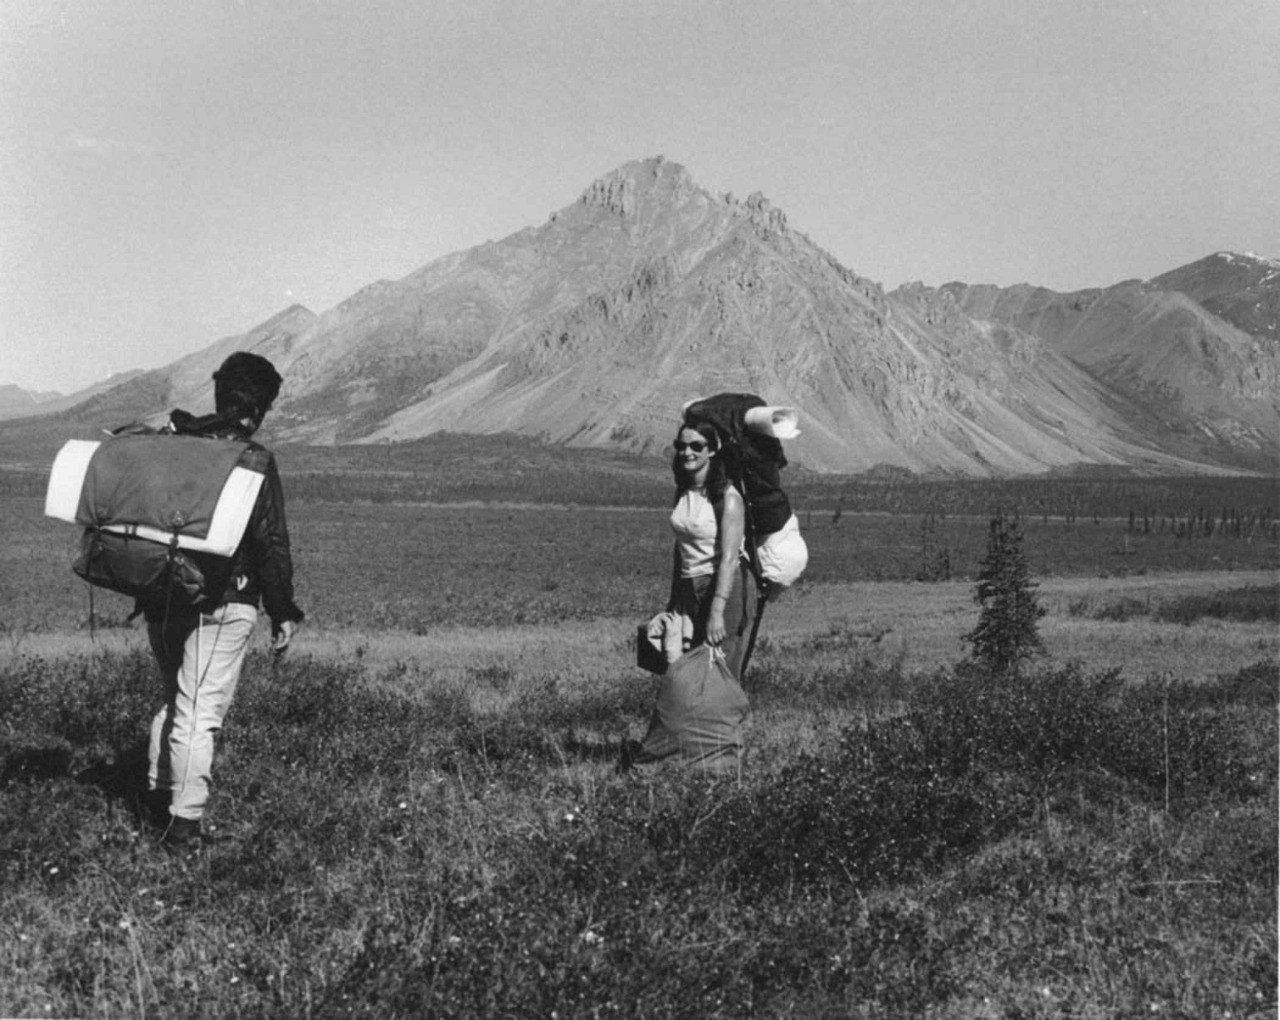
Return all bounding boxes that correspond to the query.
[1212,658,1280,707]
[1092,595,1151,621]
[911,663,1266,803]
[0,649,155,763]
[1154,584,1279,626]
[1,646,1275,1018]
[676,661,1274,898]
[1074,584,1278,626]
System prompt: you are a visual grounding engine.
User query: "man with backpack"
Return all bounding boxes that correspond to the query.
[143,352,304,850]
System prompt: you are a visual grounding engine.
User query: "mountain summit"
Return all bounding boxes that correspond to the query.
[23,159,1279,475]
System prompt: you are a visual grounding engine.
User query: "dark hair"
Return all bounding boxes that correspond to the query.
[671,419,729,498]
[213,352,283,423]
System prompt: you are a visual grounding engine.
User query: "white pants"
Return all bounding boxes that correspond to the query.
[147,603,258,821]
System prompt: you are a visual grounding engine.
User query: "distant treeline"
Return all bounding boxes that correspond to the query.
[789,474,1279,524]
[281,468,671,508]
[2,434,1276,530]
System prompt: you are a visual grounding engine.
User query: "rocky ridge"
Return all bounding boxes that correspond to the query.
[941,252,1279,470]
[7,159,1276,475]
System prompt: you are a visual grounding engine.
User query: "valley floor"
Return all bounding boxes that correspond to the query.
[8,570,1274,686]
[2,569,1274,1018]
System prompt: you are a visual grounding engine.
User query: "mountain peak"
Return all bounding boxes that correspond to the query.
[577,156,698,217]
[1211,250,1280,271]
[1151,250,1280,297]
[576,156,789,236]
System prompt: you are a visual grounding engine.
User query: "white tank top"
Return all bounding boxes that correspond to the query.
[670,488,718,577]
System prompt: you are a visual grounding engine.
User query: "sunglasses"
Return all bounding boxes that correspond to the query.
[674,440,708,453]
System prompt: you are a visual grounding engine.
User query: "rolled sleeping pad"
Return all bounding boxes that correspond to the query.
[743,405,800,440]
[680,398,801,439]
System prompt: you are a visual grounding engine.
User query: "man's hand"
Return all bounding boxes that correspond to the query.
[272,619,297,654]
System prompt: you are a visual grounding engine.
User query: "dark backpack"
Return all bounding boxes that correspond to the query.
[45,427,267,617]
[682,392,794,576]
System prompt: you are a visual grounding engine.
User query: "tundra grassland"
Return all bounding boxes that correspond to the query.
[1,459,1277,1018]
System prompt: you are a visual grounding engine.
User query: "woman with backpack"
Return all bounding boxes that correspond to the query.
[627,402,798,769]
[664,418,759,683]
[623,417,759,770]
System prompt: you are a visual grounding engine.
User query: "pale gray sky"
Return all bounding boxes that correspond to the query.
[2,0,1277,393]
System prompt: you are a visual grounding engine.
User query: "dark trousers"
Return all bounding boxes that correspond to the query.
[675,560,760,682]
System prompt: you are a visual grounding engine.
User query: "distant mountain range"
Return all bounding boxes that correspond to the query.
[0,372,144,422]
[0,385,59,419]
[4,157,1276,475]
[940,251,1278,471]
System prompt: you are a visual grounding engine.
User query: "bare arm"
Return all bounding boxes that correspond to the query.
[666,541,681,613]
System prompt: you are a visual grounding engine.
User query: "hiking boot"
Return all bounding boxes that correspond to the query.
[142,789,171,830]
[617,739,644,773]
[160,816,205,854]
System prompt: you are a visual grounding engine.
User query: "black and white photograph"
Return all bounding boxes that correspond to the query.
[2,1,1276,1015]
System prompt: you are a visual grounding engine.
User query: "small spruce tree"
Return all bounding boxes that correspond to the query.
[965,513,1046,675]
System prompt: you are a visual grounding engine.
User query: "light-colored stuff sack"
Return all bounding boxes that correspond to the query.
[636,645,750,771]
[756,513,808,589]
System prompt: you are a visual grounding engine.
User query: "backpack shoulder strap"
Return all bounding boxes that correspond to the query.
[710,483,765,591]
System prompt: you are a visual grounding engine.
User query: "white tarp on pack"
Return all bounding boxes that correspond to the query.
[45,439,264,557]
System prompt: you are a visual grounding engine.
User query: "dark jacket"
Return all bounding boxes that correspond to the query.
[147,410,304,628]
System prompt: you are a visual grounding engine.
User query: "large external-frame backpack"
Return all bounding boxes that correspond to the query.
[681,393,808,591]
[45,425,269,622]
